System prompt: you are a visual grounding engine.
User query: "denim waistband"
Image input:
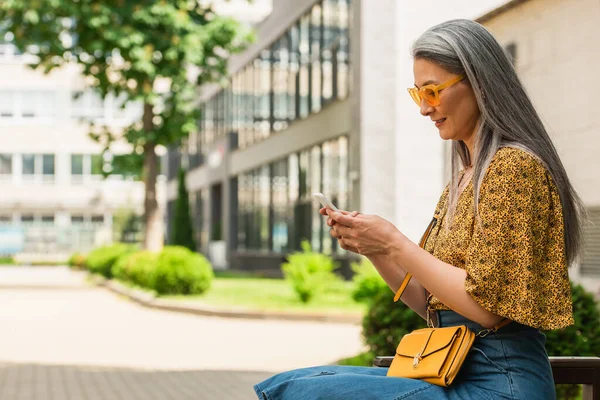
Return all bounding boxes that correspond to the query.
[436,310,537,335]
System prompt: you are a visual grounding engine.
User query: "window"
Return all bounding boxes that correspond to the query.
[71,215,85,224]
[0,154,12,175]
[272,37,290,132]
[71,154,84,177]
[272,159,289,252]
[310,4,323,114]
[22,154,35,176]
[91,215,104,224]
[582,207,600,276]
[91,154,103,175]
[0,91,15,118]
[71,90,105,120]
[22,92,38,118]
[41,215,54,224]
[255,49,272,139]
[21,215,34,223]
[321,0,337,104]
[186,0,353,160]
[42,154,55,176]
[0,215,11,223]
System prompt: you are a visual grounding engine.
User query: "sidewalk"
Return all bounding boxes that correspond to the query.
[0,266,365,399]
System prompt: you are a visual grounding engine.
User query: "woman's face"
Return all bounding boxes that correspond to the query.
[412,58,480,150]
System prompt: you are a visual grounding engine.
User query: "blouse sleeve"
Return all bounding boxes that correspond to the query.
[464,150,574,330]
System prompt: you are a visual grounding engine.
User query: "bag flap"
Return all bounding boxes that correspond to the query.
[395,326,463,359]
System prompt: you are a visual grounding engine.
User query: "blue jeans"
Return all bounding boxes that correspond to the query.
[254,311,556,400]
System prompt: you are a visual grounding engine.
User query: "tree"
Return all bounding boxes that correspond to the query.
[173,167,196,252]
[0,0,253,251]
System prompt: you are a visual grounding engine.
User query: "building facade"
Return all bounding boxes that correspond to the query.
[165,0,513,276]
[477,0,600,295]
[0,46,150,261]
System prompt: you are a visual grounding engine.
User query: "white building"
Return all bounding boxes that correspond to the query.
[0,53,148,262]
[477,0,600,296]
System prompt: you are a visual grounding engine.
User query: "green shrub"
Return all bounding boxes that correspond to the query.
[112,251,158,289]
[152,246,213,295]
[351,257,388,304]
[172,168,196,251]
[0,256,15,265]
[68,253,86,269]
[85,244,137,278]
[544,282,600,400]
[281,240,340,303]
[362,283,426,356]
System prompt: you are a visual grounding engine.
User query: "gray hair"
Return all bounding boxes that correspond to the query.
[412,19,586,266]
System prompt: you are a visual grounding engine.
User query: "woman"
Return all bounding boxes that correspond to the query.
[254,19,585,400]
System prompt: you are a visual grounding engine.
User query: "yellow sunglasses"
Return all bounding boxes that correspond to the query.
[407,75,465,107]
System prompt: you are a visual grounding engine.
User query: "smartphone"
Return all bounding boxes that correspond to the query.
[313,192,339,212]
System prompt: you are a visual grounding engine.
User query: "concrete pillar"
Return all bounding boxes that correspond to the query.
[351,0,398,223]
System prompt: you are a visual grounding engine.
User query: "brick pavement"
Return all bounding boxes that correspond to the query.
[0,267,365,399]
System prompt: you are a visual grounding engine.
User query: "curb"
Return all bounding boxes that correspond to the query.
[89,274,363,325]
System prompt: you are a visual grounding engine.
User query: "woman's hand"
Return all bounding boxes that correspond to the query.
[319,207,360,253]
[328,211,407,256]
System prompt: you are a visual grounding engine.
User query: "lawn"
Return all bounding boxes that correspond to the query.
[162,274,367,315]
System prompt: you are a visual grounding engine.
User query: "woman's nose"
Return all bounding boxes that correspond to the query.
[419,100,434,116]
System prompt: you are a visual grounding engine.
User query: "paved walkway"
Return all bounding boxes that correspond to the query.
[0,267,365,399]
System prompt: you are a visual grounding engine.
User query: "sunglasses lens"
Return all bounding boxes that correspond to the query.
[408,89,421,106]
[422,87,438,105]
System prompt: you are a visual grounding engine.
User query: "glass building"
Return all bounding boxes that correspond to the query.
[166,0,358,275]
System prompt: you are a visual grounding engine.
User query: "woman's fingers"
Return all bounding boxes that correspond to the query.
[329,211,357,227]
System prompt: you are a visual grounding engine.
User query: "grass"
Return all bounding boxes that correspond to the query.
[335,351,375,367]
[162,276,367,315]
[0,257,15,265]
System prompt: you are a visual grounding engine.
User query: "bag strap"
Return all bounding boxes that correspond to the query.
[393,217,438,303]
[393,216,512,333]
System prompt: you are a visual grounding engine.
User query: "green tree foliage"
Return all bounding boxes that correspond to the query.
[172,168,196,251]
[0,0,253,251]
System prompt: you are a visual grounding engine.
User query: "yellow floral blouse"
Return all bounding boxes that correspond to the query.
[425,147,574,330]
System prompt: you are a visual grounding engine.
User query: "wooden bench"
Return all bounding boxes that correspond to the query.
[373,356,600,400]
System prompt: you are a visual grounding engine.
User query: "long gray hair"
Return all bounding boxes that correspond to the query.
[412,19,586,266]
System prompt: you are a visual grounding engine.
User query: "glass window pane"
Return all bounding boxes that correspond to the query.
[310,145,322,252]
[91,154,103,175]
[0,91,15,117]
[338,0,350,99]
[0,154,12,175]
[299,17,310,118]
[21,214,35,223]
[41,215,54,223]
[237,174,250,250]
[259,166,270,250]
[273,37,289,132]
[22,154,35,175]
[272,159,289,252]
[42,154,55,175]
[322,0,337,104]
[71,215,85,224]
[288,26,299,121]
[37,91,56,118]
[21,92,37,118]
[91,215,104,223]
[310,4,322,113]
[71,154,84,175]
